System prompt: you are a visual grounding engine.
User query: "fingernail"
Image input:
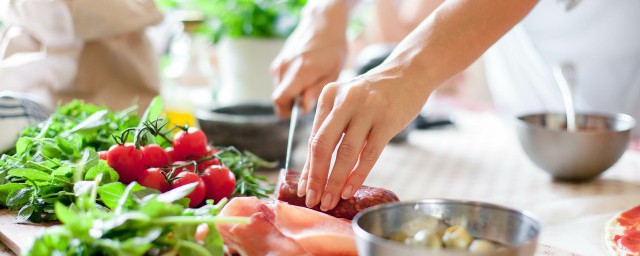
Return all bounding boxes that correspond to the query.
[320,193,333,212]
[306,189,318,208]
[341,184,353,200]
[297,179,308,197]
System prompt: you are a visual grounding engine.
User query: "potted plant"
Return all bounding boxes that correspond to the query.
[190,0,306,105]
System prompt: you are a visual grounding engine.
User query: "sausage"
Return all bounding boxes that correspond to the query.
[276,170,400,220]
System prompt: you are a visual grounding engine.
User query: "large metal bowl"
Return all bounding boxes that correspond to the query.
[353,199,541,256]
[516,113,635,181]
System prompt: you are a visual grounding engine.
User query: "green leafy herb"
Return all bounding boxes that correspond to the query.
[157,0,307,43]
[0,100,140,222]
[28,177,246,256]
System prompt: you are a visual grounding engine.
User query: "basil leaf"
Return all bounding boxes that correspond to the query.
[51,165,74,177]
[54,201,77,225]
[0,183,26,205]
[16,204,34,223]
[6,187,33,208]
[85,161,119,183]
[8,168,51,182]
[15,137,33,157]
[97,182,136,210]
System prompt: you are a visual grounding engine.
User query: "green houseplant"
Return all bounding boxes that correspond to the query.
[157,0,307,105]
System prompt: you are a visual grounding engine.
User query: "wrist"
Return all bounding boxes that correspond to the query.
[302,0,351,31]
[366,52,437,102]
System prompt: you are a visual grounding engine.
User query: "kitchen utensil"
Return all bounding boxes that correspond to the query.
[516,112,635,180]
[275,97,302,191]
[195,103,292,161]
[352,199,541,256]
[552,63,577,132]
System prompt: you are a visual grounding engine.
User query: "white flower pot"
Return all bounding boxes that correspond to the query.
[216,38,285,105]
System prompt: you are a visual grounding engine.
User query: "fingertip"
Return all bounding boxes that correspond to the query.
[341,184,354,200]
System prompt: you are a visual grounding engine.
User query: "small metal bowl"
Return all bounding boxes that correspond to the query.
[195,103,309,162]
[516,112,636,181]
[353,199,541,256]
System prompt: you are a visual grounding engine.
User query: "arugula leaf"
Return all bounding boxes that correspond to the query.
[59,109,109,137]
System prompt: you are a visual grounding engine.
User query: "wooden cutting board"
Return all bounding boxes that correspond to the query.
[0,210,52,255]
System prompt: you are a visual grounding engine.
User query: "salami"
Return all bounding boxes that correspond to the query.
[276,170,400,220]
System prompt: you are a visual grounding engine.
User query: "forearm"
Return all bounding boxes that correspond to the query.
[301,0,358,32]
[377,0,538,94]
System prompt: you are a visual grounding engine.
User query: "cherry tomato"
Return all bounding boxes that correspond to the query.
[172,172,206,208]
[142,144,170,168]
[138,168,171,192]
[187,149,221,172]
[165,147,181,162]
[201,165,236,203]
[98,151,108,160]
[167,161,197,178]
[173,127,208,160]
[107,144,146,184]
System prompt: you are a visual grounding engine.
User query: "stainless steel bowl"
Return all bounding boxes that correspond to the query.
[516,112,635,181]
[353,199,541,256]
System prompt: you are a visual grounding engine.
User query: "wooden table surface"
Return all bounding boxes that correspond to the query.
[2,110,637,255]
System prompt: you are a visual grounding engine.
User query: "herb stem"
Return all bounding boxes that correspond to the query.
[152,216,248,225]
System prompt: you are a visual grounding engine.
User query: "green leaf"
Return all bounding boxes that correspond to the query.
[157,183,196,204]
[97,182,126,210]
[134,96,163,146]
[55,136,77,156]
[16,204,34,223]
[54,201,77,225]
[73,181,96,198]
[51,165,75,177]
[0,183,26,205]
[59,109,109,137]
[15,137,33,156]
[84,161,119,183]
[6,187,33,208]
[204,224,224,256]
[8,168,52,182]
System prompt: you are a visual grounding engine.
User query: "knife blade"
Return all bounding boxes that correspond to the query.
[275,97,302,195]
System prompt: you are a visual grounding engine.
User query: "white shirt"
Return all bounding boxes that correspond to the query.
[484,0,640,135]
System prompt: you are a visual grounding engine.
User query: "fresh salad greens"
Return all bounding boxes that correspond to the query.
[0,101,139,222]
[28,174,247,256]
[0,99,273,223]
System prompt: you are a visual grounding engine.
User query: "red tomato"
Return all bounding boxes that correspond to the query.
[186,149,221,172]
[98,151,108,160]
[107,144,146,184]
[165,147,181,162]
[138,168,171,192]
[173,127,208,160]
[201,165,236,203]
[142,144,170,168]
[172,172,206,208]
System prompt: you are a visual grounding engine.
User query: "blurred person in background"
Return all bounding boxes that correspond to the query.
[0,0,162,111]
[271,0,640,212]
[0,0,167,150]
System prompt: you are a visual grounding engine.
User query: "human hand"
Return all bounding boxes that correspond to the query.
[271,2,349,118]
[297,65,433,211]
